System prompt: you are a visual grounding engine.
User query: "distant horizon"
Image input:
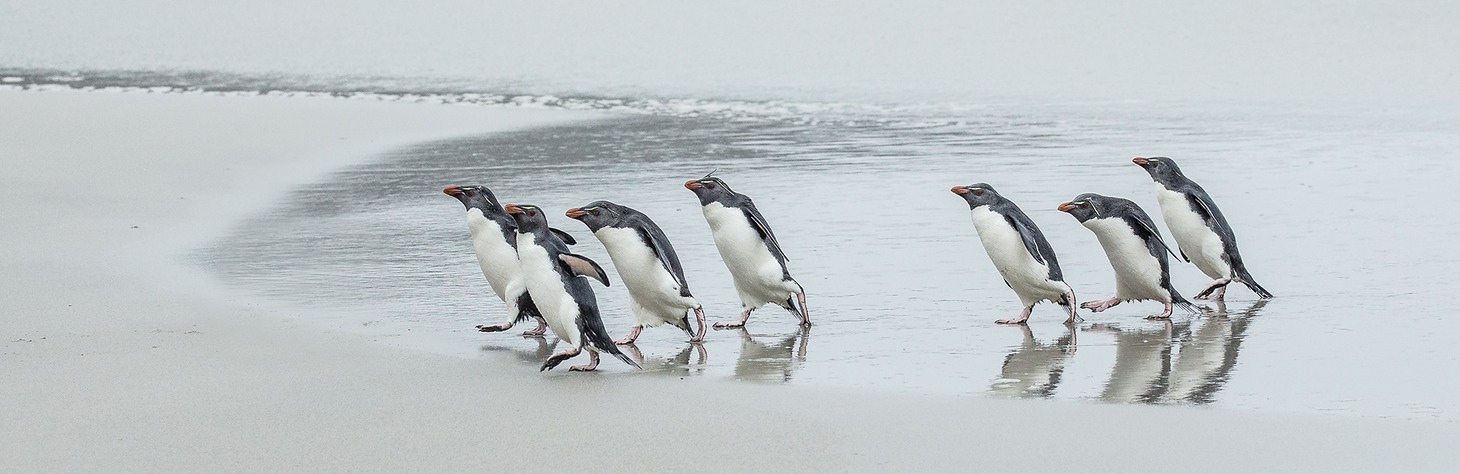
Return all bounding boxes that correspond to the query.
[3,1,1457,106]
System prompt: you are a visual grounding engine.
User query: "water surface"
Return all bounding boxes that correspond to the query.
[163,88,1460,421]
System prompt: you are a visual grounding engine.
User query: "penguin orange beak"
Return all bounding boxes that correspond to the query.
[1132,157,1149,166]
[685,180,703,190]
[951,186,970,195]
[443,185,463,196]
[565,208,586,219]
[1057,202,1077,212]
[503,203,523,215]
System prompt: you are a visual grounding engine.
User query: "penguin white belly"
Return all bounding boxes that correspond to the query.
[1083,218,1167,302]
[466,209,520,300]
[515,236,581,347]
[703,203,795,307]
[1156,189,1230,280]
[594,227,694,327]
[969,208,1066,305]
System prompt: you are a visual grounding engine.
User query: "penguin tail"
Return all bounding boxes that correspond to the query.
[678,314,695,338]
[578,304,642,369]
[514,293,541,324]
[1169,288,1200,315]
[1232,264,1273,299]
[608,346,641,370]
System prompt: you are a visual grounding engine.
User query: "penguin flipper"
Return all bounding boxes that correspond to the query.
[1003,212,1047,266]
[1125,215,1182,262]
[636,227,692,296]
[548,227,577,246]
[741,205,788,262]
[558,252,610,287]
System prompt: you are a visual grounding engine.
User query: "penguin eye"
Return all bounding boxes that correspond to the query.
[972,189,984,196]
[528,210,537,216]
[590,209,601,216]
[706,182,717,190]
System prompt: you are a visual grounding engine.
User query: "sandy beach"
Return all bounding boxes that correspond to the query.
[3,89,1458,472]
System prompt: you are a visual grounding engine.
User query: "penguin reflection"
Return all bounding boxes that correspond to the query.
[990,323,1077,398]
[732,327,810,383]
[479,335,560,366]
[619,343,708,376]
[1094,299,1266,404]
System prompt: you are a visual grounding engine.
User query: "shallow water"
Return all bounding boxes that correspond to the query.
[182,95,1460,422]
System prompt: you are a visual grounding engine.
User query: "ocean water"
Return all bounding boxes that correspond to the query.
[5,69,1458,422]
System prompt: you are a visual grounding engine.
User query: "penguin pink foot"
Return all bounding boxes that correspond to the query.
[522,320,547,336]
[616,325,644,345]
[540,346,582,372]
[1061,291,1079,324]
[714,309,752,329]
[1081,297,1122,312]
[477,322,511,332]
[570,351,601,371]
[997,306,1034,325]
[689,307,707,342]
[795,291,811,327]
[1145,303,1176,320]
[1195,277,1232,300]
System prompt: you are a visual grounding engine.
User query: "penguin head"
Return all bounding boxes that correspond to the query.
[1057,193,1109,223]
[503,203,548,231]
[684,170,735,206]
[1132,156,1186,184]
[950,183,1003,209]
[566,200,629,232]
[442,185,502,212]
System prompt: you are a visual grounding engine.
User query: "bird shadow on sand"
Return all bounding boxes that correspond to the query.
[729,326,810,384]
[1087,298,1268,405]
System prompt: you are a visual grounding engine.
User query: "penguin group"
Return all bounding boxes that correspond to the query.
[444,171,807,372]
[444,157,1270,373]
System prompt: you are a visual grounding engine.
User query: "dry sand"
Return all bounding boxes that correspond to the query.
[2,89,1456,472]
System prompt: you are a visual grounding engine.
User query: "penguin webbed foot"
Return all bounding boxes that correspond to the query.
[540,347,581,372]
[1080,298,1121,313]
[616,325,644,345]
[689,307,707,342]
[570,351,602,371]
[476,322,511,333]
[521,320,548,337]
[1145,302,1176,320]
[713,309,752,329]
[1194,278,1231,301]
[996,305,1034,325]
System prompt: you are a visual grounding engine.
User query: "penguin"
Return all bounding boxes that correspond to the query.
[442,184,577,336]
[685,172,809,328]
[503,203,638,371]
[1132,157,1272,300]
[951,183,1078,324]
[565,201,707,344]
[1057,193,1194,319]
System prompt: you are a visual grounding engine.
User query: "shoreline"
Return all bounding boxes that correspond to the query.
[3,88,1458,471]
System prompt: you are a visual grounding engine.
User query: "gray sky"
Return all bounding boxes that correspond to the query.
[2,0,1456,105]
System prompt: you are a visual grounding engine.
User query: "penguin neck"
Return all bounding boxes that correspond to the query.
[698,192,744,208]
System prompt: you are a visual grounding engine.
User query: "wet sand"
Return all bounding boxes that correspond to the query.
[3,89,1458,471]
